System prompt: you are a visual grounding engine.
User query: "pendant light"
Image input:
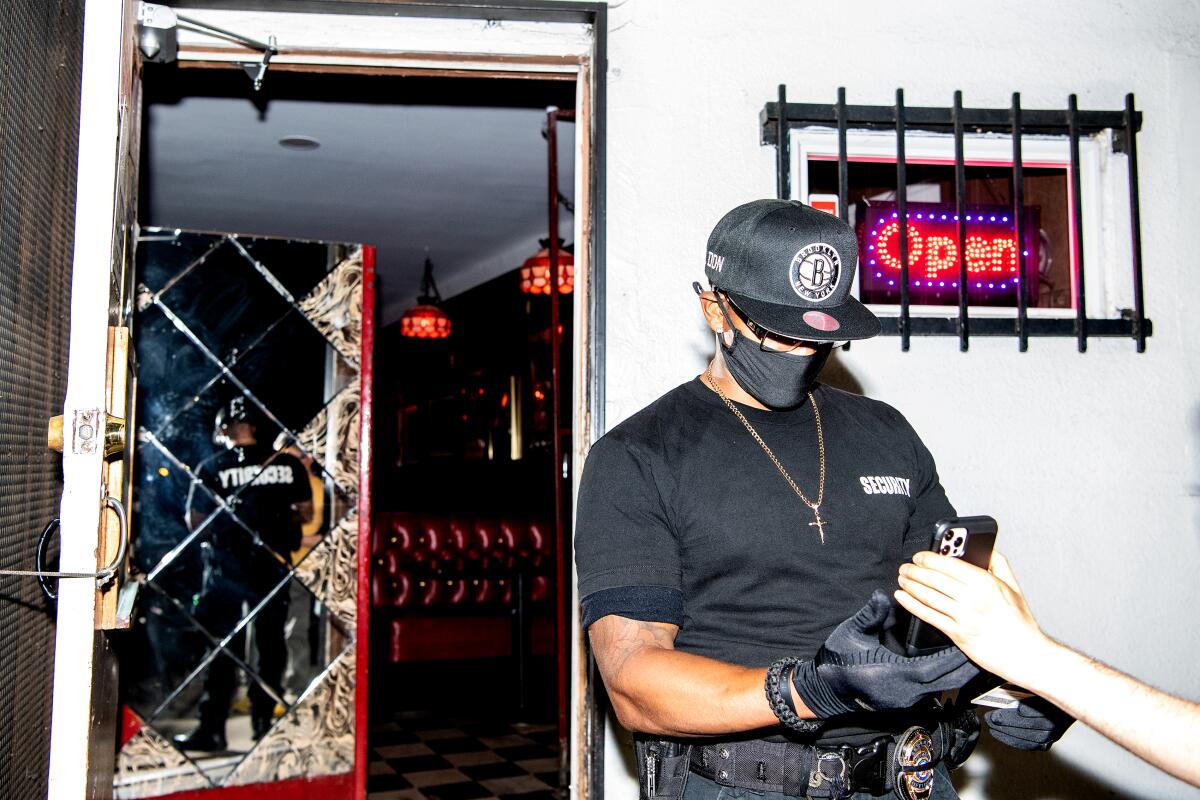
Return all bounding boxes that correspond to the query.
[400,253,451,339]
[519,238,574,295]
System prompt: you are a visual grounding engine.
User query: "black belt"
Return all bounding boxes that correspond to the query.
[688,722,952,798]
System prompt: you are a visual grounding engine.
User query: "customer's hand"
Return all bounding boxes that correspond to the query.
[791,590,979,717]
[895,551,1053,687]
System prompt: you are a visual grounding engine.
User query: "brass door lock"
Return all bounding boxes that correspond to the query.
[47,413,125,457]
[104,414,126,458]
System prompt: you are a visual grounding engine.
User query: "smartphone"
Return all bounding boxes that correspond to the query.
[904,515,998,656]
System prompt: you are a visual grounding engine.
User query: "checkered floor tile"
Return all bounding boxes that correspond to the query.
[368,713,561,800]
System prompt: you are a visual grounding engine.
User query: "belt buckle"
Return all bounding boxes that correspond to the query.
[893,726,936,800]
[841,736,890,797]
[809,734,890,800]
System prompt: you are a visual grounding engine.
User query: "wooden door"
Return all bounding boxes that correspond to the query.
[48,1,142,797]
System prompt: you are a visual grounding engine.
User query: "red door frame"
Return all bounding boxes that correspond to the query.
[354,245,377,799]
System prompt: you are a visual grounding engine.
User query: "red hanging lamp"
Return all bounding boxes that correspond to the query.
[400,254,451,339]
[519,238,574,295]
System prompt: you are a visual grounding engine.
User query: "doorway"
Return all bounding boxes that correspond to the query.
[119,42,584,800]
[51,5,605,798]
[368,123,575,792]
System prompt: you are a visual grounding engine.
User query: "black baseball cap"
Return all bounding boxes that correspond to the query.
[214,395,261,429]
[704,199,880,341]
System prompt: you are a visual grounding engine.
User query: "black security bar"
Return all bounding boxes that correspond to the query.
[762,99,1140,143]
[1125,94,1147,352]
[836,88,849,227]
[763,86,1152,352]
[1011,93,1029,351]
[895,89,910,351]
[953,91,968,351]
[1067,94,1089,351]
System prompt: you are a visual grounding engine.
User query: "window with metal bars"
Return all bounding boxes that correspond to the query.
[762,86,1150,352]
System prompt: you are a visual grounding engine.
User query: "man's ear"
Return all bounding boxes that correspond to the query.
[698,290,725,333]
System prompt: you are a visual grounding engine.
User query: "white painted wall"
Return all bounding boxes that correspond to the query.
[593,1,1200,798]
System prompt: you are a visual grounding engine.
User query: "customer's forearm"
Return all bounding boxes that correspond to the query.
[1021,637,1200,788]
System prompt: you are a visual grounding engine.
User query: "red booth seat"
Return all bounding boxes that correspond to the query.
[372,512,555,662]
[389,615,555,662]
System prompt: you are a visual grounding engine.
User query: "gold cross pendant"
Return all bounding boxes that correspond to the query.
[808,507,828,544]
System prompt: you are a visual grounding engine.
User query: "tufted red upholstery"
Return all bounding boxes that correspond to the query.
[372,512,556,662]
[389,615,555,662]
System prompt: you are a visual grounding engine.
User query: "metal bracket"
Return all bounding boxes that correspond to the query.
[175,11,278,91]
[138,4,280,91]
[241,37,277,92]
[137,3,179,62]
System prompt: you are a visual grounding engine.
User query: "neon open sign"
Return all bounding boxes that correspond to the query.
[859,202,1040,307]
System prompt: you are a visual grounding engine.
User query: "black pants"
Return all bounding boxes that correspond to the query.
[193,551,289,731]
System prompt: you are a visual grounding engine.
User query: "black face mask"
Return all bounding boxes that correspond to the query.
[715,294,832,410]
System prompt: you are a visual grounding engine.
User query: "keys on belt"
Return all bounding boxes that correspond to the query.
[807,736,889,798]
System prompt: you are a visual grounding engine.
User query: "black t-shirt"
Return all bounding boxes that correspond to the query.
[190,445,312,557]
[575,378,954,667]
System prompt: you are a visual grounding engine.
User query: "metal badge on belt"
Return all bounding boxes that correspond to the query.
[894,727,935,800]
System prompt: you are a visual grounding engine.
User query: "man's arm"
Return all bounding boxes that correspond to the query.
[184,474,210,532]
[286,452,315,531]
[588,615,796,736]
[293,499,314,525]
[589,597,977,738]
[896,551,1200,788]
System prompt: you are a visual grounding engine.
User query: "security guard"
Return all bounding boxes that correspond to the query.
[174,396,312,751]
[574,201,1070,799]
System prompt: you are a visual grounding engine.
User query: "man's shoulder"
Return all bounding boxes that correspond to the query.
[597,381,700,443]
[271,449,308,471]
[586,381,703,466]
[817,384,919,437]
[193,447,236,478]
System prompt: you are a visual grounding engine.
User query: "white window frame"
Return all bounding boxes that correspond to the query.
[789,127,1132,320]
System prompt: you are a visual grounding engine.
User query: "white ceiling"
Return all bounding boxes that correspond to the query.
[144,89,574,325]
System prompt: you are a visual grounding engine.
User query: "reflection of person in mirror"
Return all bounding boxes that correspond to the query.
[896,551,1200,789]
[175,395,313,753]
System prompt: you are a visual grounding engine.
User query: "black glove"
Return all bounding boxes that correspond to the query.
[944,708,982,769]
[792,590,980,717]
[985,696,1074,750]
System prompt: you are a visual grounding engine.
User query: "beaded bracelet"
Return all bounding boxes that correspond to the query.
[765,657,823,733]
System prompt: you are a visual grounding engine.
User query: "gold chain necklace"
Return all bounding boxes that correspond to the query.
[703,363,829,544]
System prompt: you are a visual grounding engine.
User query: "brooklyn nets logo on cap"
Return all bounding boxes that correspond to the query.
[789,242,840,302]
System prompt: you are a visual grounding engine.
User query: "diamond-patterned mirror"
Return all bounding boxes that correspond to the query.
[156,238,294,365]
[118,230,363,798]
